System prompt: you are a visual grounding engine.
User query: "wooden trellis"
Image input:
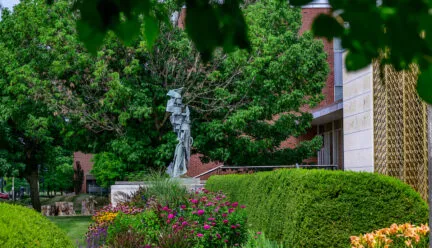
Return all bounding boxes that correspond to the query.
[373,62,429,200]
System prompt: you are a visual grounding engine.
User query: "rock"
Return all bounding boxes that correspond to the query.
[55,202,76,216]
[81,197,96,216]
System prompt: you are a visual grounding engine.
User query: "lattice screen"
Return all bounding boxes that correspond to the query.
[373,62,429,200]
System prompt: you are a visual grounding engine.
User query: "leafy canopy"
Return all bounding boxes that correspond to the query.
[0,0,91,210]
[1,0,327,188]
[66,0,432,103]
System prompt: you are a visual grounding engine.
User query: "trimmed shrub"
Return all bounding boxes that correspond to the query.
[0,203,73,248]
[206,169,429,248]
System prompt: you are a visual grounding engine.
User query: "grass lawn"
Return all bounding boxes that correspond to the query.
[48,216,92,247]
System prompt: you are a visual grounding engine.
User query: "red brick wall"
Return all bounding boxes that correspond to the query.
[73,152,94,193]
[178,8,186,29]
[300,8,335,109]
[186,154,222,179]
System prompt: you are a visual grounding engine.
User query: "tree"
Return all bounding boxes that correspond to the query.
[0,0,87,211]
[0,0,327,189]
[73,162,84,194]
[52,0,327,180]
[67,0,432,104]
[40,147,74,195]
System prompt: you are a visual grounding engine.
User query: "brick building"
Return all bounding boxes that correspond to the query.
[73,152,99,193]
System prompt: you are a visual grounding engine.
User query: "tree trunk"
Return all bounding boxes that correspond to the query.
[427,104,432,248]
[25,171,41,212]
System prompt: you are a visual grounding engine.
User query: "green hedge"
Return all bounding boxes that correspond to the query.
[0,203,73,248]
[206,169,428,248]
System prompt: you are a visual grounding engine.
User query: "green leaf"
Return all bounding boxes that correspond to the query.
[76,20,106,55]
[144,15,159,49]
[288,0,314,6]
[114,17,141,46]
[417,64,432,104]
[345,51,370,71]
[312,14,344,41]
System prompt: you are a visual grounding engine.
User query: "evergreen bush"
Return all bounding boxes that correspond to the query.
[206,169,428,248]
[0,203,73,248]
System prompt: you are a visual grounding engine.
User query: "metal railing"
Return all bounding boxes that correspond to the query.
[194,164,338,179]
[88,185,109,195]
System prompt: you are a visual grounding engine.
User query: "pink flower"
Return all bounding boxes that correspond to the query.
[228,208,235,213]
[225,201,231,206]
[240,205,246,209]
[162,206,169,211]
[216,233,221,239]
[203,224,211,230]
[182,221,188,226]
[232,202,239,207]
[197,233,204,238]
[172,224,178,229]
[168,214,174,219]
[231,225,236,229]
[191,199,198,204]
[180,205,186,209]
[222,213,228,217]
[223,219,229,224]
[256,232,262,235]
[224,239,228,243]
[208,217,215,221]
[197,209,205,216]
[211,222,216,226]
[214,207,220,213]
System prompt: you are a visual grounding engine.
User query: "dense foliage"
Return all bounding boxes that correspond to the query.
[0,0,81,210]
[1,0,328,189]
[350,223,429,248]
[68,0,432,104]
[206,169,429,248]
[0,203,73,247]
[86,186,248,247]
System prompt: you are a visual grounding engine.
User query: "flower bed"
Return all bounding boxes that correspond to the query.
[86,189,248,248]
[350,223,429,248]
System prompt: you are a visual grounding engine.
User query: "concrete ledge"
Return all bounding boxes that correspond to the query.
[111,178,204,206]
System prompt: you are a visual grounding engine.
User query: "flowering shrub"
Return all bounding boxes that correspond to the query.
[86,204,144,247]
[157,189,248,248]
[86,188,248,248]
[107,211,160,248]
[350,223,429,248]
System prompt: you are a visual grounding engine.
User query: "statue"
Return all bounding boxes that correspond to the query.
[166,88,193,177]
